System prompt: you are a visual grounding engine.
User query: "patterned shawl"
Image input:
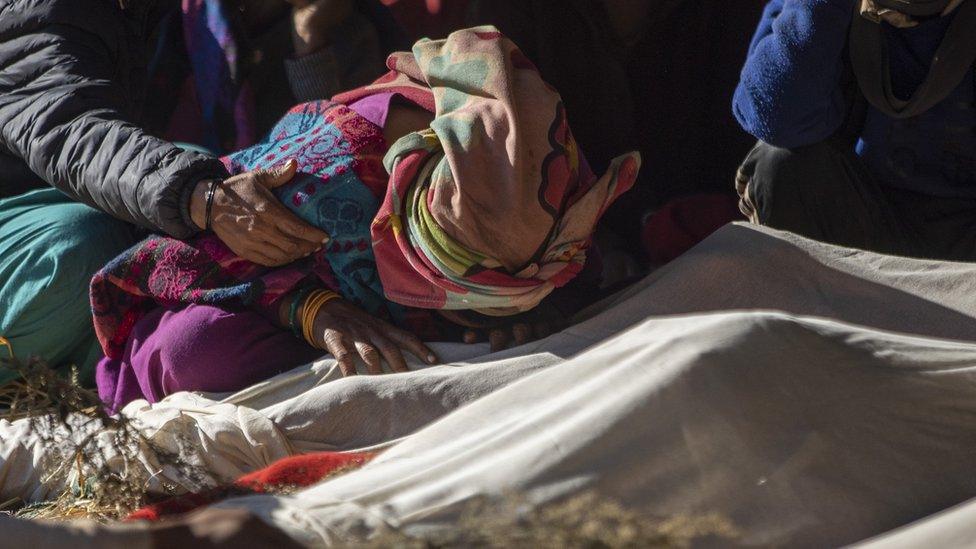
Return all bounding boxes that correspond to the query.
[335,26,641,315]
[91,26,639,359]
[91,102,390,359]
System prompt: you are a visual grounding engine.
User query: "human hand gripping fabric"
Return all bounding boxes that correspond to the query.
[190,159,329,267]
[311,300,439,376]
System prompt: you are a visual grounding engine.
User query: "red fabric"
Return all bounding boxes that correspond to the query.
[127,451,375,521]
[642,194,744,265]
[235,452,374,491]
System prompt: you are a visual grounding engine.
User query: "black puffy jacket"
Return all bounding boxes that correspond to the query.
[0,0,228,238]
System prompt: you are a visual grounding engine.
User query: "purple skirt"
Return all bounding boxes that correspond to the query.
[96,304,322,413]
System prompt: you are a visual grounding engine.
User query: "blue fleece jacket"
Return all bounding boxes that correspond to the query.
[734,0,976,197]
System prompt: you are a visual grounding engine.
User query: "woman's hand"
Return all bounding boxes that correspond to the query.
[311,300,438,376]
[440,303,568,353]
[462,321,559,353]
[190,159,330,267]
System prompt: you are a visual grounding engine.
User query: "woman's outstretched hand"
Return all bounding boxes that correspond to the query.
[440,303,568,353]
[190,159,330,267]
[464,322,553,353]
[312,299,439,376]
[462,321,559,353]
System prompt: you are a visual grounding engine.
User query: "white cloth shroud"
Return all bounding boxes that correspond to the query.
[3,223,976,547]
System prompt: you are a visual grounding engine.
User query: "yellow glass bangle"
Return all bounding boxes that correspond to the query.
[301,294,326,346]
[302,291,340,348]
[0,336,11,358]
[300,290,341,349]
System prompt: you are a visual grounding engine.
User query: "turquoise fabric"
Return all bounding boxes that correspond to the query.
[0,189,141,385]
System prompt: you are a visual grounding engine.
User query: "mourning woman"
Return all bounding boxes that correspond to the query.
[91,27,641,411]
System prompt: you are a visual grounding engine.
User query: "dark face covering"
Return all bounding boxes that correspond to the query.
[850,0,976,118]
[873,0,954,16]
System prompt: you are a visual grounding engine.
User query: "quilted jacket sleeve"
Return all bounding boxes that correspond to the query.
[0,0,229,238]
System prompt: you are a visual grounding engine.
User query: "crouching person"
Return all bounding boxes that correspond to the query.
[733,0,976,260]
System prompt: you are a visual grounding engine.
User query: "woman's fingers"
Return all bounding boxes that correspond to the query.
[312,300,435,377]
[356,341,383,375]
[210,162,328,266]
[258,163,330,247]
[239,246,284,268]
[253,219,320,261]
[371,332,410,373]
[269,206,330,249]
[463,330,481,344]
[488,329,510,352]
[512,323,533,346]
[348,326,384,375]
[385,325,438,364]
[323,329,357,376]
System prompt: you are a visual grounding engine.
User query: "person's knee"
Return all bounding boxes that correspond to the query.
[54,204,141,268]
[151,306,238,380]
[12,202,142,305]
[98,305,236,406]
[31,206,140,331]
[0,198,141,366]
[149,305,291,394]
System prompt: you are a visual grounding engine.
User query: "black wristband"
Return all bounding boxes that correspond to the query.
[204,179,220,231]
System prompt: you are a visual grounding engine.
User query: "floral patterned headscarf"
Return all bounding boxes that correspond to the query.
[336,26,641,315]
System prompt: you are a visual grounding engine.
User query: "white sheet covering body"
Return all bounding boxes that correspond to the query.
[2,224,976,547]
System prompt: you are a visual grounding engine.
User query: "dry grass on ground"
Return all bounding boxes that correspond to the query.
[0,357,209,521]
[1,358,739,548]
[360,493,741,548]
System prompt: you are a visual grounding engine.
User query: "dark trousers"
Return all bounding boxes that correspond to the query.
[735,140,976,262]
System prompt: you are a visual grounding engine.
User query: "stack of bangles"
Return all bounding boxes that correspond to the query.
[289,288,342,349]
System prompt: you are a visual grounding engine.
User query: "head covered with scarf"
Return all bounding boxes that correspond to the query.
[336,26,641,316]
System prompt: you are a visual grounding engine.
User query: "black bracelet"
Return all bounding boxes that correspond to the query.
[204,179,220,231]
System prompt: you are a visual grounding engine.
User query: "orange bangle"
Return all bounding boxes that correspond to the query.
[300,290,341,349]
[0,336,11,358]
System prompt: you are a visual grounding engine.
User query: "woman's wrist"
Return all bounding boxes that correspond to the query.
[300,289,342,347]
[276,288,342,345]
[189,179,220,231]
[289,287,316,337]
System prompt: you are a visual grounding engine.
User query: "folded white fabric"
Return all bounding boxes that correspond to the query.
[3,224,976,547]
[225,310,976,548]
